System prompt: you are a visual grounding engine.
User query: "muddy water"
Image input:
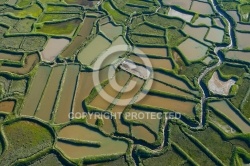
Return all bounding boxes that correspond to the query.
[35,65,65,121]
[129,54,172,70]
[209,100,250,133]
[226,50,250,63]
[55,65,79,124]
[90,71,130,110]
[41,38,69,62]
[134,47,168,57]
[154,71,192,92]
[190,1,214,15]
[236,31,250,49]
[61,17,96,57]
[78,35,111,65]
[136,93,196,115]
[57,125,128,158]
[0,51,22,61]
[111,105,130,134]
[21,66,51,116]
[162,0,191,10]
[236,23,250,31]
[151,79,195,98]
[178,38,208,61]
[205,27,224,43]
[183,25,211,46]
[0,100,15,113]
[126,108,160,133]
[73,72,94,114]
[132,125,155,143]
[100,23,122,40]
[0,53,39,75]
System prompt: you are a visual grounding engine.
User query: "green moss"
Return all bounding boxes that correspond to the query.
[130,34,166,45]
[145,14,183,29]
[132,23,165,36]
[16,0,32,8]
[167,29,186,47]
[12,4,43,18]
[0,119,54,165]
[219,63,246,77]
[103,1,128,24]
[36,19,81,35]
[38,13,80,22]
[219,2,239,10]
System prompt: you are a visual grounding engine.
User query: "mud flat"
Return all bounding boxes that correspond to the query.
[41,38,69,62]
[21,66,51,116]
[55,65,79,124]
[0,100,15,113]
[120,60,151,80]
[61,17,96,57]
[208,71,236,96]
[225,50,250,63]
[209,100,250,133]
[35,65,65,121]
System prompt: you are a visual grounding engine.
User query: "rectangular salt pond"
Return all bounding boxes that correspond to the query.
[168,8,193,22]
[226,50,250,63]
[205,27,224,43]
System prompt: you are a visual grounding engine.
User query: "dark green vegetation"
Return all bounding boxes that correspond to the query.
[0,0,249,165]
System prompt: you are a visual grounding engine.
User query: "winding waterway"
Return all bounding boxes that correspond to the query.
[197,0,235,127]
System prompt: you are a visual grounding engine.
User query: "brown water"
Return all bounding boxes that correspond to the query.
[183,24,211,46]
[0,51,22,62]
[190,1,214,15]
[73,72,94,114]
[178,38,208,61]
[77,35,111,65]
[126,108,160,133]
[134,47,168,57]
[57,125,128,158]
[132,125,155,143]
[110,105,130,134]
[151,79,195,98]
[21,66,52,116]
[136,93,196,115]
[154,71,192,92]
[61,17,96,57]
[236,31,250,49]
[90,71,130,110]
[129,54,172,70]
[205,28,224,43]
[55,65,79,124]
[35,65,65,121]
[41,38,69,62]
[0,53,39,75]
[0,100,15,113]
[209,100,250,133]
[226,50,250,63]
[100,23,122,40]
